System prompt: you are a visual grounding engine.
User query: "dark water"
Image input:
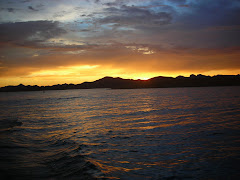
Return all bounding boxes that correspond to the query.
[0,87,240,179]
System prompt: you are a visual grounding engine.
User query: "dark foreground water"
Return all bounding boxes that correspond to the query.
[0,87,240,179]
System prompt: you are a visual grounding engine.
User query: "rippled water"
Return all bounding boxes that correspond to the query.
[0,87,240,179]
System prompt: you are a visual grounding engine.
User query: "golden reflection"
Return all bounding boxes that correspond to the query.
[138,116,197,130]
[118,161,130,164]
[89,159,142,174]
[135,159,188,168]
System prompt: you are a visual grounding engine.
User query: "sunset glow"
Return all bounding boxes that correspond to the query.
[0,0,240,87]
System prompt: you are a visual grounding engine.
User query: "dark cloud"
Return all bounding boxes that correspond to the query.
[126,0,240,49]
[178,5,189,8]
[104,0,129,7]
[28,6,38,11]
[0,7,16,13]
[206,25,240,31]
[179,0,240,28]
[136,5,169,9]
[96,5,172,28]
[0,21,66,47]
[7,8,15,12]
[167,0,187,4]
[21,0,32,3]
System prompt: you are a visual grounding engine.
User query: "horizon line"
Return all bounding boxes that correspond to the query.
[1,73,240,88]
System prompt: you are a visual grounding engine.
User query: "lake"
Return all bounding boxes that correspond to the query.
[0,87,240,179]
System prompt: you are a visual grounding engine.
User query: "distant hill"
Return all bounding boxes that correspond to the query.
[1,74,240,92]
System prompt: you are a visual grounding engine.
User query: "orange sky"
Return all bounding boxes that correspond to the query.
[0,0,240,87]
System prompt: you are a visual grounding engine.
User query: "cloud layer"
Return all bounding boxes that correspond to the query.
[0,0,240,86]
[0,21,66,47]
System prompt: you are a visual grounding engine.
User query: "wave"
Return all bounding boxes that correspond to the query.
[0,118,105,179]
[0,118,22,132]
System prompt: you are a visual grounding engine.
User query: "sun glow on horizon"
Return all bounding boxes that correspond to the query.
[1,66,240,88]
[135,77,151,80]
[28,65,100,77]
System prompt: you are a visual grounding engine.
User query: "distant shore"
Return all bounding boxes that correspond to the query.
[1,74,240,92]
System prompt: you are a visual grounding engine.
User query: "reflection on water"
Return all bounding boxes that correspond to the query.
[0,87,240,179]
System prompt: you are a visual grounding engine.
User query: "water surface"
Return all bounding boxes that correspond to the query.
[0,87,240,179]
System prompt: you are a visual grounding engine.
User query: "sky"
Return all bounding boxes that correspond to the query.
[0,0,240,87]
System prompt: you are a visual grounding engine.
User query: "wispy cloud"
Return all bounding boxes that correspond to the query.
[96,5,172,28]
[28,6,38,11]
[0,21,66,47]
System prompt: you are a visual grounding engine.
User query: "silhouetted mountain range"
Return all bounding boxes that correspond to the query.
[1,74,240,92]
